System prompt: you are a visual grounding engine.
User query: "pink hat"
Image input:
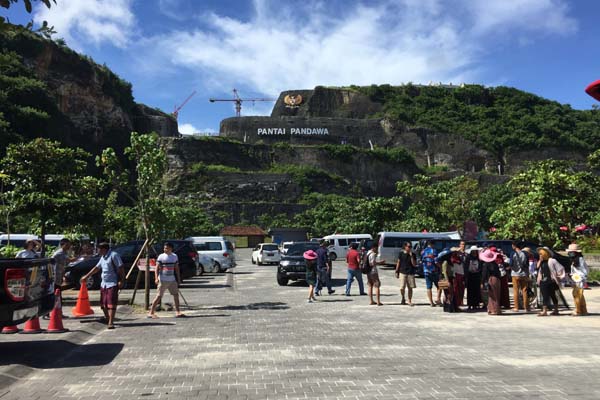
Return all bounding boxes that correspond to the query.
[303,250,318,260]
[479,248,498,263]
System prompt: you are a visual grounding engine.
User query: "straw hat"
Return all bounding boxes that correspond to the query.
[567,243,582,253]
[468,245,480,253]
[479,248,498,263]
[522,247,533,255]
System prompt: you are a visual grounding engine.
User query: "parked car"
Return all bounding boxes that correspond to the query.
[186,236,236,272]
[197,253,218,274]
[65,240,198,290]
[1,257,55,327]
[277,241,320,286]
[323,233,372,261]
[252,243,281,265]
[280,241,294,255]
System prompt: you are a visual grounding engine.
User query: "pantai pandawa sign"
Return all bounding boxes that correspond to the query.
[257,127,330,135]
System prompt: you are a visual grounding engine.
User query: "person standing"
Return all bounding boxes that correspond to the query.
[15,239,39,258]
[315,240,335,296]
[52,238,74,290]
[366,243,385,306]
[80,243,124,329]
[536,247,562,316]
[451,246,465,307]
[149,242,185,319]
[421,241,441,307]
[510,241,530,312]
[395,242,416,306]
[465,246,481,311]
[567,244,588,316]
[480,248,502,315]
[345,242,365,296]
[304,249,318,303]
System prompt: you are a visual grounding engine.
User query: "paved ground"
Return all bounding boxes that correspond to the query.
[2,249,600,400]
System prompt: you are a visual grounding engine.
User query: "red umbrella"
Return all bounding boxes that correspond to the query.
[585,80,600,101]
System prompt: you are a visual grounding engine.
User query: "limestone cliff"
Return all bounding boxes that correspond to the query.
[0,25,177,155]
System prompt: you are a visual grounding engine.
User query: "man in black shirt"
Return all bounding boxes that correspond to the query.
[395,242,417,306]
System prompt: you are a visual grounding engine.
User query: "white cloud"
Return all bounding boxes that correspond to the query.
[33,0,135,50]
[178,123,217,136]
[468,0,577,36]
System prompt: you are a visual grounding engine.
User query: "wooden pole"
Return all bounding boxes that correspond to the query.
[125,238,149,281]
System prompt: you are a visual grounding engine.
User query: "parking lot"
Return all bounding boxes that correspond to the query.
[2,248,600,399]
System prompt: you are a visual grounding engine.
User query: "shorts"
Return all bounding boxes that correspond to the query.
[367,273,381,288]
[425,273,439,290]
[157,281,179,297]
[100,286,119,309]
[399,273,416,289]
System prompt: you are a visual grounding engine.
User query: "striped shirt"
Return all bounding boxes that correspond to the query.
[157,253,178,282]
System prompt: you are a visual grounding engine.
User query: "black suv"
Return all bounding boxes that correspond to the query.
[277,242,320,286]
[65,240,198,290]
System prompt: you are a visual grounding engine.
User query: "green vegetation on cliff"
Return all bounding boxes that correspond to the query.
[352,83,600,156]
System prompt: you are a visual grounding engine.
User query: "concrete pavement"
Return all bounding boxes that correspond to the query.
[1,248,600,399]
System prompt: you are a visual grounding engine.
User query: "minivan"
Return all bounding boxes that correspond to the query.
[186,236,236,272]
[0,234,82,250]
[375,231,461,266]
[323,234,372,261]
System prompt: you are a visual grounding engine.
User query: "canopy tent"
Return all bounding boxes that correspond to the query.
[585,79,600,101]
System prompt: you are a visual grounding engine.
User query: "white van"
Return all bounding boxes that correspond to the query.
[186,236,236,272]
[376,231,461,266]
[323,233,373,261]
[0,234,75,249]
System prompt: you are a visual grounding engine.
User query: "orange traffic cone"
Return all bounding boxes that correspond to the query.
[47,289,69,333]
[72,285,94,317]
[1,325,19,334]
[22,317,44,334]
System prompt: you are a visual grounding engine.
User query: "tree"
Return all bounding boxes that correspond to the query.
[0,138,102,254]
[490,160,599,247]
[98,132,166,242]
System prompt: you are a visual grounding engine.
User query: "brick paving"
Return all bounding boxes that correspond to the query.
[2,249,600,399]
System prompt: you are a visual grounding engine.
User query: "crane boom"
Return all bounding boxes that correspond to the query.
[209,88,276,117]
[173,90,197,119]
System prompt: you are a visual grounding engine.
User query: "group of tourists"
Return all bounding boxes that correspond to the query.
[304,238,590,316]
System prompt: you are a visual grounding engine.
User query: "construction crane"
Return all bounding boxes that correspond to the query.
[172,90,197,119]
[209,88,275,117]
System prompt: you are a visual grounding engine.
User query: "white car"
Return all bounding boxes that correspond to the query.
[280,241,294,255]
[186,236,237,272]
[252,243,281,265]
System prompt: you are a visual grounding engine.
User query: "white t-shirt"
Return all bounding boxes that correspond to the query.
[157,253,178,282]
[367,250,378,275]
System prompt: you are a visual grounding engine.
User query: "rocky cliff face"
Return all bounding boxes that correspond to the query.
[1,27,177,155]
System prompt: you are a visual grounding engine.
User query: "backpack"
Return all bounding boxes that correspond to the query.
[360,252,372,275]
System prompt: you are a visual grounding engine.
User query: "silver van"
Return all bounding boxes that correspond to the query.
[375,231,461,266]
[186,236,236,272]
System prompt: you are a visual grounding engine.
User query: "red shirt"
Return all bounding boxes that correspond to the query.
[346,249,360,270]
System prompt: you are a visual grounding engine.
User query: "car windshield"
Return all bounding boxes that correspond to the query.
[287,243,319,256]
[262,244,278,251]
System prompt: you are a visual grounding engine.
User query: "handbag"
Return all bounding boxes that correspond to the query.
[438,279,450,290]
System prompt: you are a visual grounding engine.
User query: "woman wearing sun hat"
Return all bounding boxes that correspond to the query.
[480,247,502,315]
[304,250,318,303]
[567,243,588,316]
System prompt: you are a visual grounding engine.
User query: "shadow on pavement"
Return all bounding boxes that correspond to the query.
[210,302,289,311]
[115,322,175,327]
[181,284,231,289]
[0,341,124,369]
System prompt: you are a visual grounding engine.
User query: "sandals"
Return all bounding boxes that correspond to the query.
[175,313,186,318]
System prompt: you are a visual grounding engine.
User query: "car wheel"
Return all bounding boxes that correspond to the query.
[329,252,337,261]
[277,274,289,286]
[82,274,100,290]
[213,262,222,273]
[251,256,256,264]
[196,264,204,276]
[257,258,263,266]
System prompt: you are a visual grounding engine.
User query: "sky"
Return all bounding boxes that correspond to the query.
[3,0,600,135]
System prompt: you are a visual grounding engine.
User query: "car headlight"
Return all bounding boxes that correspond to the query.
[280,260,291,267]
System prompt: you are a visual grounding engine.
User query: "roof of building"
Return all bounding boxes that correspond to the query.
[220,226,267,236]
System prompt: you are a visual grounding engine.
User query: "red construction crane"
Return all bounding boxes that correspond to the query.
[209,88,275,117]
[172,90,197,119]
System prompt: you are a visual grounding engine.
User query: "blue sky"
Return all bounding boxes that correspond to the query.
[4,0,600,134]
